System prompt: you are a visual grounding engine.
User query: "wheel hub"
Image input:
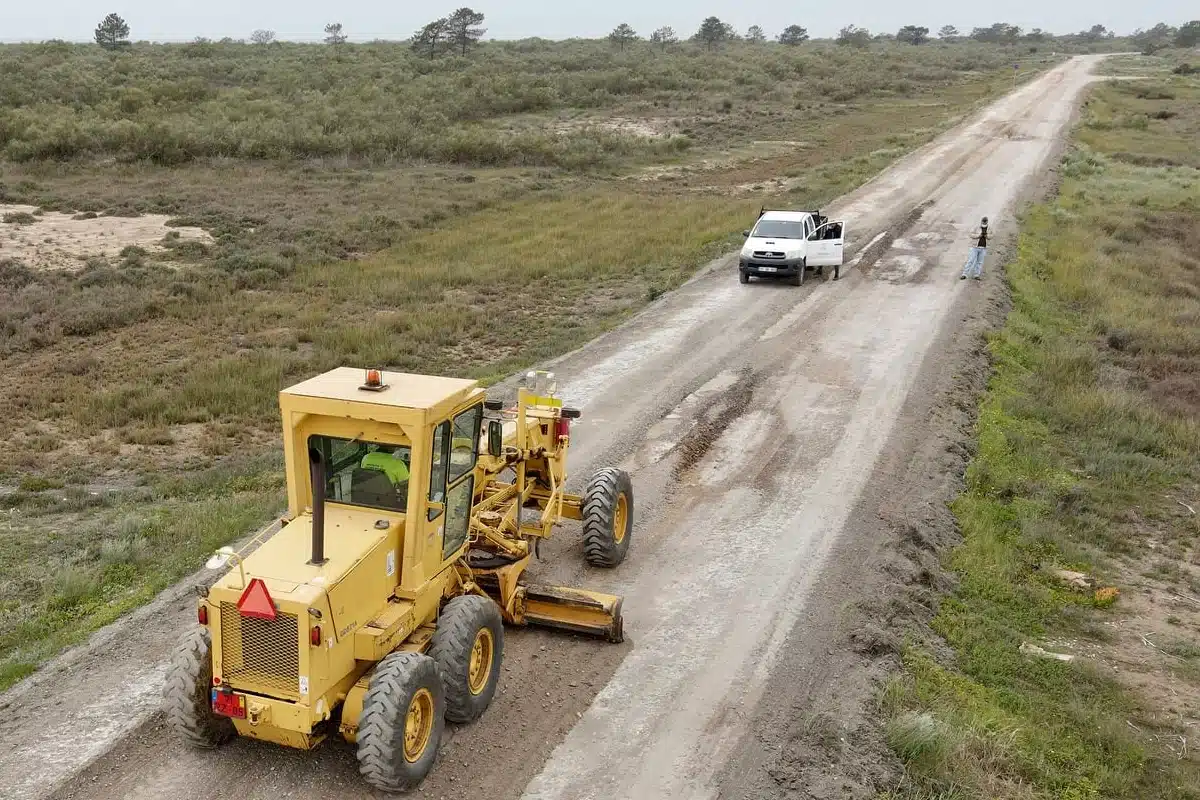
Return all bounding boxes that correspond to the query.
[613,494,628,544]
[467,628,494,695]
[403,688,434,762]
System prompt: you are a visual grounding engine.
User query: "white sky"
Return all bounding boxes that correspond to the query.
[1,1,1195,42]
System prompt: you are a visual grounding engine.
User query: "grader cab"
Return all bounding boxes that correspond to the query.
[164,367,632,792]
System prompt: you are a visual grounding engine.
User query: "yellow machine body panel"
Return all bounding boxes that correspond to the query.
[213,508,394,590]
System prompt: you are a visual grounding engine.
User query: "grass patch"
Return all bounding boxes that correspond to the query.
[0,481,284,690]
[884,62,1200,798]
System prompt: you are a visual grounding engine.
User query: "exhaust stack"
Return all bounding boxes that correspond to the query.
[308,447,328,566]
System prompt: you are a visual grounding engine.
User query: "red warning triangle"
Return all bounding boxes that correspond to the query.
[237,578,277,621]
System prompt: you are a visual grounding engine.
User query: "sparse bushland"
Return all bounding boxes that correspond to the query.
[883,57,1200,800]
[2,38,1034,166]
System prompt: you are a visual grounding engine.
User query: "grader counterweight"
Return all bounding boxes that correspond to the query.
[164,367,632,792]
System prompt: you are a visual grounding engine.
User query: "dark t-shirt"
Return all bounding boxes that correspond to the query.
[977,227,989,248]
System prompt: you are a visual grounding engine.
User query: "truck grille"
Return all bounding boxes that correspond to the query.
[752,251,786,259]
[220,602,300,699]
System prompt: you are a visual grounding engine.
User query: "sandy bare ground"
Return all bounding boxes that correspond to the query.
[0,203,210,270]
[0,55,1108,800]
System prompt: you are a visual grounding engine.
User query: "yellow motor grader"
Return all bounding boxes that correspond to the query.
[163,367,632,792]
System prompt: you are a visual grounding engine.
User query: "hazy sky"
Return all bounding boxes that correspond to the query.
[2,1,1195,43]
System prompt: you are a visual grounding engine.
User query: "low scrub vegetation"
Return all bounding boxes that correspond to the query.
[884,64,1200,798]
[1,39,1026,167]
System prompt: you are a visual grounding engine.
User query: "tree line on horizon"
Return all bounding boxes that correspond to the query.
[88,11,1200,54]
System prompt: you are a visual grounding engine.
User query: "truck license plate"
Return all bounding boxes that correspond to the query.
[212,689,246,719]
[758,266,777,273]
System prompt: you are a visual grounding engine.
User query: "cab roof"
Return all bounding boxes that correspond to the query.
[282,368,479,412]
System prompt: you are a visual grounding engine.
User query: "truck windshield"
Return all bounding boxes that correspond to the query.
[310,435,412,513]
[752,220,806,239]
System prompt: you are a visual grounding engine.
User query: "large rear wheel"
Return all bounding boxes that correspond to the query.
[163,627,234,749]
[357,653,445,793]
[582,468,634,568]
[428,595,504,724]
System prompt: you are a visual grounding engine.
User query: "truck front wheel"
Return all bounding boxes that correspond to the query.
[790,261,805,286]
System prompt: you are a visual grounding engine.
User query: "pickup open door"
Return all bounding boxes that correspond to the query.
[807,221,846,268]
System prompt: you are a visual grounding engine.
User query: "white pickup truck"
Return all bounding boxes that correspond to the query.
[739,208,846,286]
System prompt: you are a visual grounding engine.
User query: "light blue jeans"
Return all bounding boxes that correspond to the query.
[962,246,987,278]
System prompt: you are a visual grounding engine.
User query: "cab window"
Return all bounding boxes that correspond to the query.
[310,435,411,513]
[427,421,450,520]
[448,404,483,484]
[442,475,474,560]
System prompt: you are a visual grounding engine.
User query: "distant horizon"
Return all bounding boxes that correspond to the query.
[0,25,1183,45]
[2,2,1197,45]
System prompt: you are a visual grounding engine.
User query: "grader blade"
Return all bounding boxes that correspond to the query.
[522,584,624,643]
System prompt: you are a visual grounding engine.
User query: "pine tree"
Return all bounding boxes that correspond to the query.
[94,13,131,50]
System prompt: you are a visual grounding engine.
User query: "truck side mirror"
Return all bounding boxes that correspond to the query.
[742,230,750,237]
[487,420,503,457]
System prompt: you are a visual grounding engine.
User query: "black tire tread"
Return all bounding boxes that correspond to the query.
[581,467,633,568]
[357,652,444,793]
[162,626,234,749]
[428,596,504,723]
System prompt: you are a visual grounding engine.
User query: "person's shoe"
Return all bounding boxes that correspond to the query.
[973,275,982,281]
[960,275,967,280]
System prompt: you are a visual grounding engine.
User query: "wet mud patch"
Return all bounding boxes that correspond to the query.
[857,200,934,277]
[671,368,759,477]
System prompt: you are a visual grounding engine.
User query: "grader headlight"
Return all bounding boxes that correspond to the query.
[524,370,558,398]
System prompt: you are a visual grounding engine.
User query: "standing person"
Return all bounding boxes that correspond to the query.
[960,216,989,280]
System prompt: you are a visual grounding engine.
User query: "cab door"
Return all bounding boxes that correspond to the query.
[807,221,846,267]
[424,404,483,567]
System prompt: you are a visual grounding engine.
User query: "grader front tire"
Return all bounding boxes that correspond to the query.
[357,652,445,794]
[582,468,634,568]
[429,595,504,724]
[163,627,234,749]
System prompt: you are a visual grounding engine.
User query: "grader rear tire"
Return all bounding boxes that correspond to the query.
[357,652,445,793]
[582,468,633,568]
[163,627,234,749]
[429,595,504,724]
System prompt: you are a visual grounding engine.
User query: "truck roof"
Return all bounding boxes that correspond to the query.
[282,367,479,412]
[758,210,813,222]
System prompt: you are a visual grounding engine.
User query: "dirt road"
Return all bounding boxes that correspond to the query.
[1,55,1106,800]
